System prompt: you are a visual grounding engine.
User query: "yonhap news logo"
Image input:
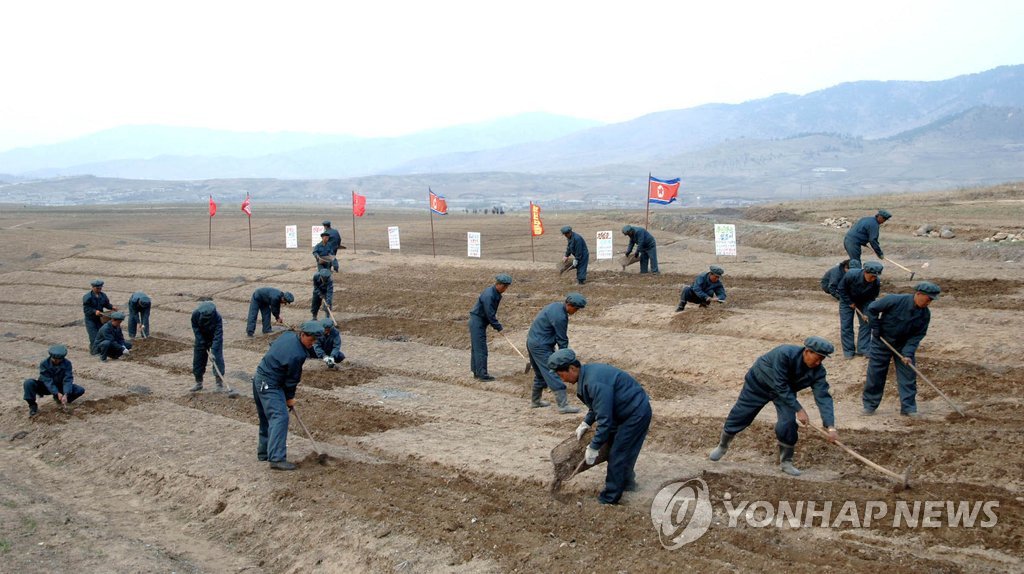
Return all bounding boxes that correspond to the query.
[651,478,1000,550]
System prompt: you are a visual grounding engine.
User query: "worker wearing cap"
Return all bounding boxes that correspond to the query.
[550,348,651,505]
[252,320,321,471]
[708,337,838,477]
[469,274,512,381]
[191,301,225,392]
[311,268,334,321]
[838,260,883,358]
[23,344,85,417]
[246,287,294,337]
[622,225,659,274]
[82,279,116,352]
[821,259,857,300]
[314,318,345,368]
[527,293,586,413]
[323,220,341,271]
[127,291,152,339]
[561,226,590,285]
[312,232,335,271]
[676,266,727,312]
[862,282,940,417]
[94,311,132,361]
[844,210,891,262]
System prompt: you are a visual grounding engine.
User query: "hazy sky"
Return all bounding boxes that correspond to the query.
[2,0,1023,151]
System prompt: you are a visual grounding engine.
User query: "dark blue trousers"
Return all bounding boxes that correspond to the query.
[638,247,659,273]
[527,342,565,392]
[843,236,863,262]
[252,378,289,462]
[575,255,589,284]
[96,340,130,360]
[193,342,225,382]
[23,379,85,403]
[863,338,918,414]
[246,299,272,336]
[722,372,800,446]
[84,316,102,352]
[600,402,652,504]
[128,308,150,338]
[839,303,870,357]
[311,289,333,319]
[468,314,490,377]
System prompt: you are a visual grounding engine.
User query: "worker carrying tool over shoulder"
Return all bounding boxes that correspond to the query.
[708,336,838,477]
[550,348,651,505]
[561,226,590,285]
[527,293,586,413]
[844,209,891,262]
[23,344,85,417]
[468,273,512,382]
[676,266,726,312]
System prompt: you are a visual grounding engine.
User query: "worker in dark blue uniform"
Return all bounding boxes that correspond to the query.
[311,268,334,320]
[820,259,855,300]
[708,337,838,477]
[314,318,345,367]
[252,320,321,470]
[82,279,116,352]
[127,291,151,339]
[862,282,940,417]
[677,265,726,311]
[549,348,652,505]
[23,344,85,417]
[623,225,659,274]
[468,273,512,381]
[312,232,335,271]
[838,260,882,358]
[561,226,590,285]
[844,210,891,262]
[191,301,225,392]
[246,287,294,337]
[527,293,586,413]
[94,311,132,361]
[323,220,341,271]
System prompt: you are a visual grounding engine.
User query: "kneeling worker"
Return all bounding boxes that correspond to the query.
[23,344,85,417]
[709,336,838,476]
[549,348,652,505]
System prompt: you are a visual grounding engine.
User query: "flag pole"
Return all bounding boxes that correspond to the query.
[429,190,436,258]
[645,172,651,229]
[351,190,357,254]
[529,202,536,262]
[209,195,213,249]
[246,193,253,251]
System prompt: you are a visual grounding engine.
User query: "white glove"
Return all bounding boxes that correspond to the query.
[585,446,599,465]
[324,357,335,367]
[122,347,130,355]
[575,421,590,441]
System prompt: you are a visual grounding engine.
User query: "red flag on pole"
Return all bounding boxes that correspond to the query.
[648,176,681,205]
[209,196,217,217]
[241,195,252,216]
[530,202,544,236]
[352,192,366,217]
[428,188,448,215]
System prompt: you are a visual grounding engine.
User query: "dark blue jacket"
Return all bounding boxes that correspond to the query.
[564,232,589,260]
[314,326,342,358]
[191,306,223,351]
[128,292,151,311]
[690,272,726,301]
[866,294,930,358]
[37,357,75,396]
[846,216,883,258]
[747,344,835,427]
[255,332,313,399]
[325,227,342,253]
[470,285,503,331]
[821,264,846,299]
[838,269,881,307]
[576,363,650,450]
[252,288,286,320]
[94,321,130,354]
[83,291,113,318]
[313,272,333,296]
[312,243,333,265]
[626,228,656,255]
[527,302,569,349]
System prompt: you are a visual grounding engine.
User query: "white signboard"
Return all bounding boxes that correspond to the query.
[467,232,481,258]
[387,226,401,250]
[714,224,737,256]
[285,225,298,249]
[311,225,325,247]
[596,230,614,260]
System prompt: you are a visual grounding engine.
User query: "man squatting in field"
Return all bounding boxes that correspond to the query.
[676,265,726,312]
[23,344,85,417]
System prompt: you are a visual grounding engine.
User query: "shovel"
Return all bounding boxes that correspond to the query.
[290,405,328,464]
[500,332,532,374]
[884,257,916,280]
[209,351,240,398]
[558,258,575,276]
[550,430,611,492]
[804,422,912,490]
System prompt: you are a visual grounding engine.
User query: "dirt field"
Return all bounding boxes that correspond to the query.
[1,186,1023,573]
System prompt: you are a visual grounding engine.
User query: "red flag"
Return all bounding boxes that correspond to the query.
[429,188,448,215]
[648,176,681,205]
[352,192,366,217]
[209,196,217,217]
[241,195,252,217]
[530,202,544,237]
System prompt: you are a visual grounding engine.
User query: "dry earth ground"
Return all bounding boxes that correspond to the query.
[1,187,1022,573]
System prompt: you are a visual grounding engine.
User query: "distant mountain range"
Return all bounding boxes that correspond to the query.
[1,65,1023,205]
